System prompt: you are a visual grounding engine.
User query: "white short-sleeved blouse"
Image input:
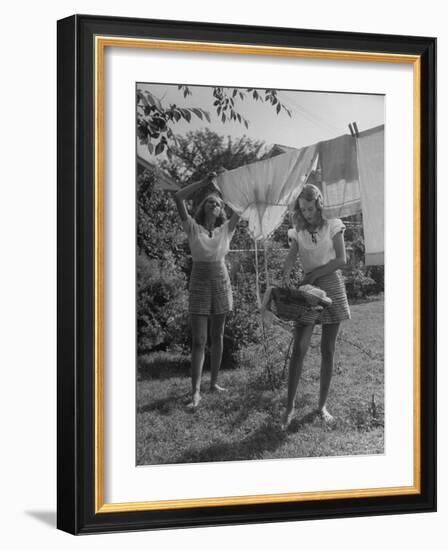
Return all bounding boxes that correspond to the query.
[182,216,235,262]
[289,218,346,273]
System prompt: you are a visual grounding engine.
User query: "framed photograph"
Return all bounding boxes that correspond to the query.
[57,14,436,534]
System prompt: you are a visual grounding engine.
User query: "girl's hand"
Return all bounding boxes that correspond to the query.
[301,273,315,286]
[283,273,291,288]
[207,171,223,196]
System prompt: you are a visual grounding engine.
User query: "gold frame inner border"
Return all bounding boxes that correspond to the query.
[94,35,421,514]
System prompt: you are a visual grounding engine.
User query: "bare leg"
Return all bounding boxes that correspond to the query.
[282,324,314,428]
[209,314,227,391]
[318,323,340,422]
[188,315,208,407]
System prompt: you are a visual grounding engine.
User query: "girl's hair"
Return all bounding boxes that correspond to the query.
[292,183,325,231]
[194,193,227,228]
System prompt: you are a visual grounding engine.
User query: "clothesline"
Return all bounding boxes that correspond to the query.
[228,248,289,253]
[235,201,291,207]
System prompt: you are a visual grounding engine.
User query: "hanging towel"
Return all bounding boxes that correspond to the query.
[356,125,384,265]
[318,134,361,218]
[217,145,317,240]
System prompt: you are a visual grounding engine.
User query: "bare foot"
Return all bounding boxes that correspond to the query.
[210,384,227,392]
[281,408,294,431]
[317,406,335,424]
[186,392,201,409]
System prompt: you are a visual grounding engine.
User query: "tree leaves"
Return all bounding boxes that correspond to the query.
[136,85,293,159]
[191,108,203,120]
[180,108,191,122]
[178,84,192,98]
[144,91,162,111]
[137,90,149,107]
[172,109,181,122]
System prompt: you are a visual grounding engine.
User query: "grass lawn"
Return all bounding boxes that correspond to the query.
[136,297,384,465]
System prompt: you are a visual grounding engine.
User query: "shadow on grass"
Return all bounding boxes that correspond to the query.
[286,410,320,433]
[175,421,288,463]
[138,353,190,381]
[207,378,279,428]
[137,391,190,415]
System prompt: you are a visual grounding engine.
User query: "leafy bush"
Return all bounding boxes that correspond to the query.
[137,253,190,353]
[342,218,384,301]
[137,167,189,269]
[366,265,384,294]
[222,271,261,366]
[343,265,376,301]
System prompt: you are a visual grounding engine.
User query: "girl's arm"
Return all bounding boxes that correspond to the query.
[217,170,241,232]
[283,239,299,287]
[174,173,218,222]
[302,231,347,285]
[227,210,241,233]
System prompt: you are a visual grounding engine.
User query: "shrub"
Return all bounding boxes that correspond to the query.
[220,265,261,366]
[366,265,384,294]
[137,252,190,354]
[343,265,376,301]
[342,218,384,300]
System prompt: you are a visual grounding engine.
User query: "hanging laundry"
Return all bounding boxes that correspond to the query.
[217,145,317,240]
[317,134,361,218]
[356,125,384,265]
[215,124,384,263]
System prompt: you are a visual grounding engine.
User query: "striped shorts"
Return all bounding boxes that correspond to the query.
[297,270,351,326]
[189,261,233,316]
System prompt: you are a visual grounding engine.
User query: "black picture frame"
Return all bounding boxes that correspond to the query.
[57,14,436,535]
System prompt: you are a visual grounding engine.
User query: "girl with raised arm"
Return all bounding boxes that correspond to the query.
[174,173,240,408]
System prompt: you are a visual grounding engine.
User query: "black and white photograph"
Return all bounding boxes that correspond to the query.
[0,0,442,542]
[136,82,385,466]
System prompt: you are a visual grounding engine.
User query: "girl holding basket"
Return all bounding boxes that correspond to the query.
[282,183,351,429]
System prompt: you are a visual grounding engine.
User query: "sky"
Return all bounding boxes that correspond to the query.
[137,82,384,161]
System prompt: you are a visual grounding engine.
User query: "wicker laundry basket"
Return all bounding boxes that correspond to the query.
[268,286,332,323]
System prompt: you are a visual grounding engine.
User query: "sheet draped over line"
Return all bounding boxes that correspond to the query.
[217,144,317,240]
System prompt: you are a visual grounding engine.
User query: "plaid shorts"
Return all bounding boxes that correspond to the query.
[189,261,233,316]
[296,270,351,326]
